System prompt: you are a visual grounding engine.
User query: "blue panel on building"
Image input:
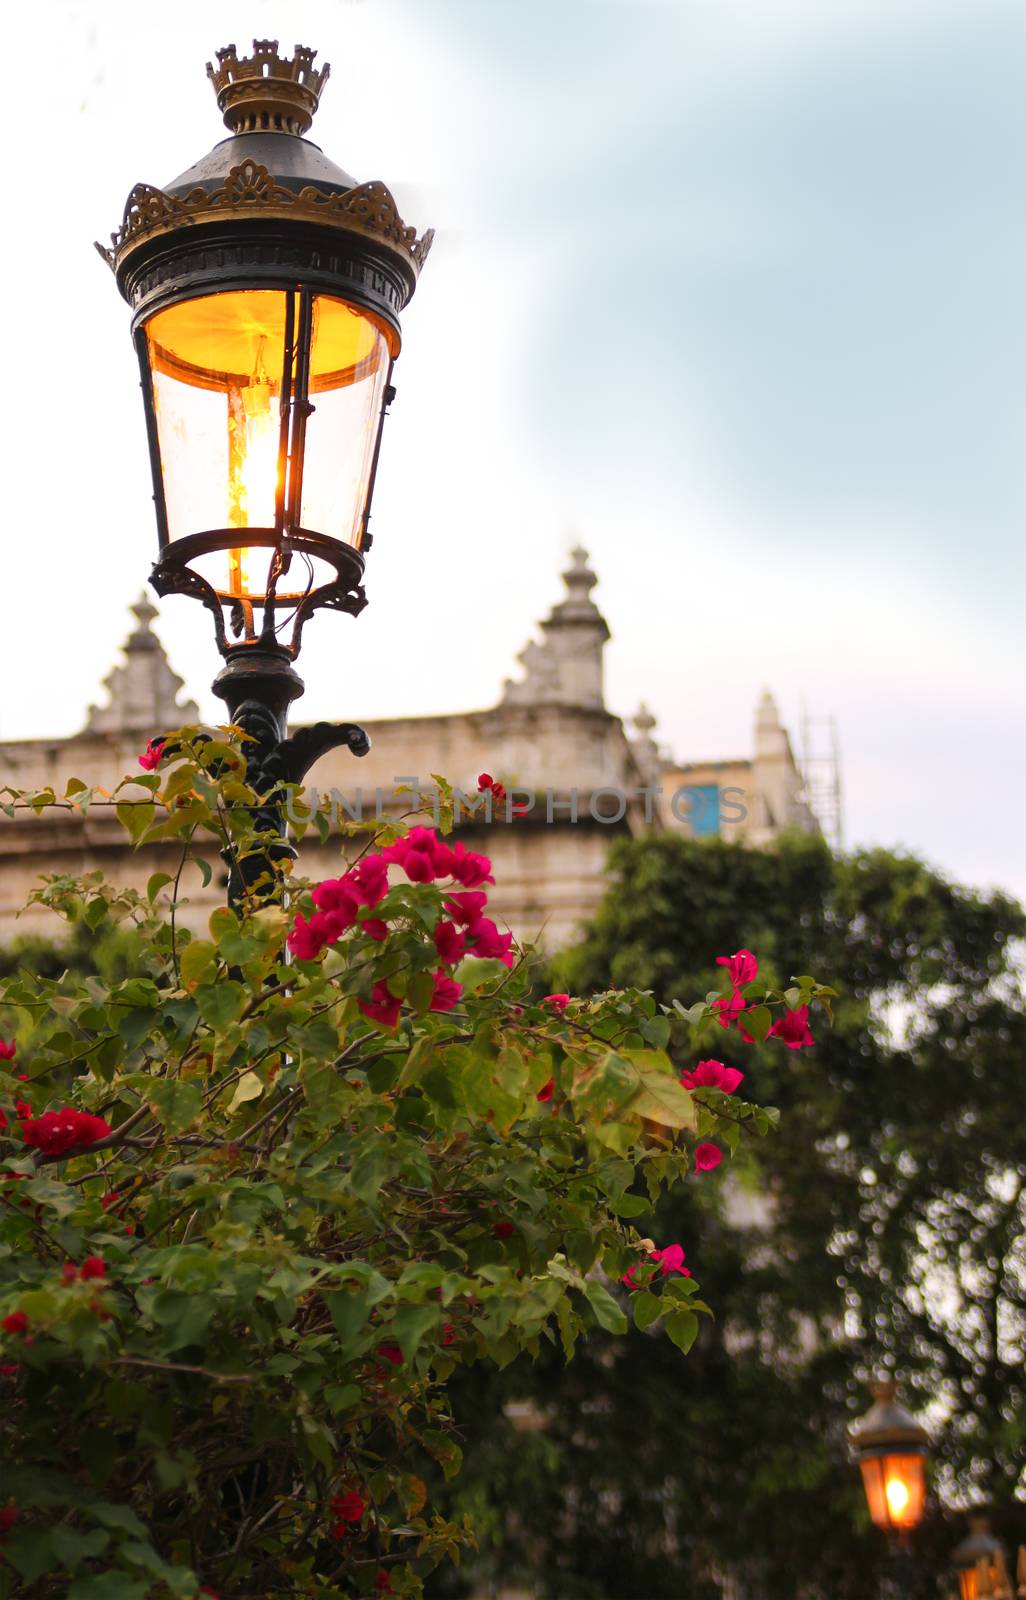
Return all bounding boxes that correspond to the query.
[684,785,721,837]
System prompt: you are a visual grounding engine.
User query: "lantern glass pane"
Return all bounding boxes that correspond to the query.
[859,1453,926,1532]
[143,289,389,599]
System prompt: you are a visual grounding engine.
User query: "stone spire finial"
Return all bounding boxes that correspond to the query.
[631,702,662,782]
[501,547,611,710]
[83,595,200,736]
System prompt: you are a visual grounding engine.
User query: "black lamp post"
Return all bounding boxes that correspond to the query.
[98,40,432,887]
[851,1381,932,1599]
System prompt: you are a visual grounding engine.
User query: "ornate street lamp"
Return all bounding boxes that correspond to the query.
[851,1381,931,1598]
[951,1516,1011,1600]
[98,39,432,799]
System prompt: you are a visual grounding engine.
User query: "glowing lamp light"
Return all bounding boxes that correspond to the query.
[850,1381,930,1541]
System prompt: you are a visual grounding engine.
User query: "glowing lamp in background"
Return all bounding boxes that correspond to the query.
[951,1517,1012,1600]
[100,39,431,683]
[850,1381,930,1541]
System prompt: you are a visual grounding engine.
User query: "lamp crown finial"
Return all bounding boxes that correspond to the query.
[206,40,330,136]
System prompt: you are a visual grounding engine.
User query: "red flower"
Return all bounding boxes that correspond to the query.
[712,990,754,1041]
[716,948,758,987]
[681,1059,744,1094]
[200,1589,220,1598]
[466,915,514,966]
[448,842,494,888]
[287,913,329,962]
[61,1262,78,1284]
[694,1143,723,1173]
[434,920,467,965]
[14,1100,31,1119]
[375,1342,404,1366]
[361,918,389,942]
[536,1078,555,1103]
[137,738,164,771]
[385,826,453,883]
[444,891,489,927]
[329,1490,366,1523]
[650,1243,690,1278]
[492,1220,515,1239]
[429,971,463,1013]
[359,981,402,1029]
[0,1039,15,1061]
[2,1312,28,1336]
[100,1191,120,1211]
[375,1570,393,1593]
[478,772,507,805]
[0,1110,6,1133]
[80,1257,106,1281]
[442,1322,457,1347]
[543,994,570,1014]
[0,1506,17,1535]
[767,1005,814,1050]
[346,855,390,906]
[20,1109,111,1157]
[311,878,360,920]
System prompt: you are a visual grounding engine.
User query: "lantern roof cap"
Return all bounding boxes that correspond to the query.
[850,1380,930,1456]
[207,40,329,137]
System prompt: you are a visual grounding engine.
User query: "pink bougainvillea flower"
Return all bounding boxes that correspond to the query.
[14,1100,31,1120]
[199,1589,220,1599]
[100,1192,120,1212]
[466,916,514,967]
[448,841,494,889]
[536,1078,555,1103]
[434,920,467,965]
[20,1109,111,1157]
[375,1342,404,1366]
[1,1312,28,1336]
[716,948,758,987]
[79,1257,106,1281]
[360,918,389,942]
[543,994,570,1014]
[767,1005,814,1050]
[478,772,508,805]
[374,1571,393,1594]
[712,990,754,1041]
[492,1220,515,1239]
[429,971,463,1013]
[694,1143,723,1173]
[0,1506,17,1535]
[442,1322,457,1346]
[286,913,328,962]
[681,1059,744,1095]
[346,854,390,906]
[0,1039,15,1061]
[330,1490,366,1524]
[359,981,402,1029]
[137,738,164,772]
[650,1243,691,1278]
[444,891,489,927]
[311,878,359,918]
[0,1110,6,1133]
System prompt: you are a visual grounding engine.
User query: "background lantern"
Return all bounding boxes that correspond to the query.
[99,39,432,668]
[951,1517,1011,1600]
[850,1381,930,1540]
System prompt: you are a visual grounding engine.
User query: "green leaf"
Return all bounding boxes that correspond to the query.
[116,800,156,845]
[195,982,246,1029]
[87,1504,149,1539]
[421,1428,464,1481]
[744,1004,772,1043]
[146,872,174,904]
[179,940,217,988]
[323,1383,363,1413]
[227,1070,264,1113]
[631,1072,696,1130]
[633,1292,663,1331]
[144,1079,203,1134]
[609,1193,650,1218]
[51,1526,110,1566]
[584,1280,628,1334]
[664,1308,700,1353]
[67,1576,151,1600]
[391,1302,439,1360]
[350,1142,389,1204]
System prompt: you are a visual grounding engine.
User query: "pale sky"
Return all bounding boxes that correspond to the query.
[5,0,1025,899]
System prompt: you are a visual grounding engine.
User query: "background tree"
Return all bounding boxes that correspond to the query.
[428,833,1026,1599]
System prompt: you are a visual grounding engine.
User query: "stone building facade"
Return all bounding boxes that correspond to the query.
[0,551,816,948]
